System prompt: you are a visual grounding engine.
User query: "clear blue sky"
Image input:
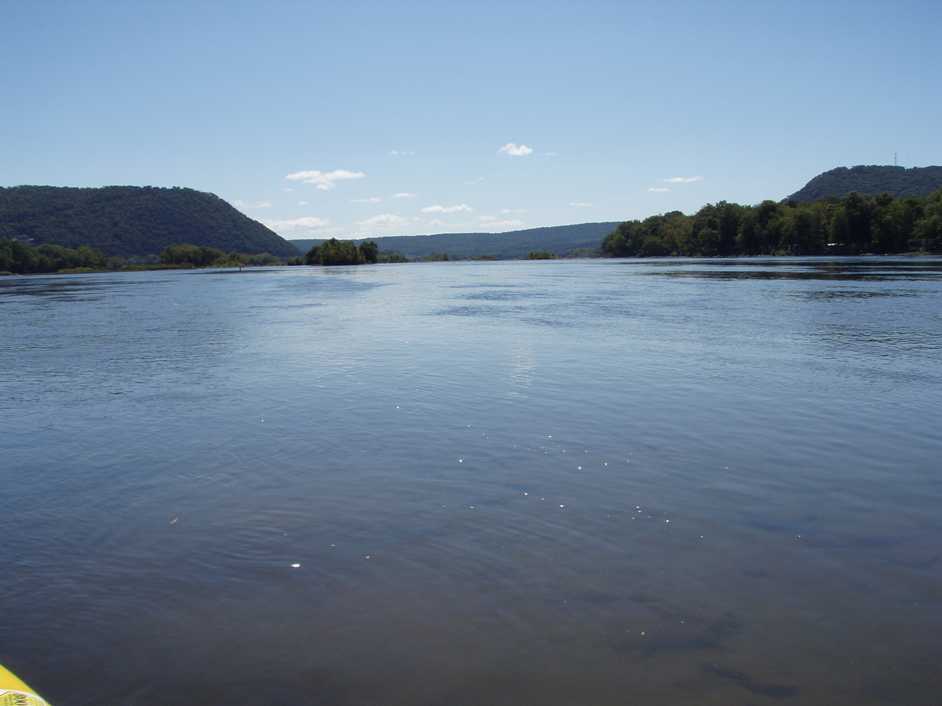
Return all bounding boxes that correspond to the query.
[2,0,939,238]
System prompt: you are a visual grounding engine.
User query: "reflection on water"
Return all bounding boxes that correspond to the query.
[628,256,942,278]
[0,276,122,302]
[1,258,941,706]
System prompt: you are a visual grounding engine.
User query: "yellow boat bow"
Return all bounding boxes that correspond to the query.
[0,665,50,706]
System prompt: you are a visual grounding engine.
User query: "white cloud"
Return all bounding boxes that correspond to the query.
[498,142,534,157]
[359,213,408,229]
[285,169,366,190]
[421,203,473,214]
[233,199,272,210]
[351,196,383,204]
[648,187,671,193]
[298,200,309,205]
[388,150,415,157]
[569,202,593,208]
[392,192,416,199]
[662,176,703,183]
[266,216,330,235]
[465,177,486,185]
[500,208,527,215]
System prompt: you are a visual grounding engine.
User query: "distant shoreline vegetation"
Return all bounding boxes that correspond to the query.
[0,238,407,275]
[602,190,942,257]
[0,240,288,275]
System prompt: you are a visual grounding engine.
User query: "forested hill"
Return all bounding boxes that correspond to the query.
[291,222,618,259]
[0,186,297,257]
[789,165,942,202]
[602,189,942,257]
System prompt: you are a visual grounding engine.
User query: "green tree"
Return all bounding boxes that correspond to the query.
[359,240,379,263]
[602,189,942,258]
[911,190,942,251]
[305,238,365,266]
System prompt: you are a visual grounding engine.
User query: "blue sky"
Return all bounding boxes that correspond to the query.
[2,0,939,239]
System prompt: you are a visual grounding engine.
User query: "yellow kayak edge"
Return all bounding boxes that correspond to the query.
[0,665,50,706]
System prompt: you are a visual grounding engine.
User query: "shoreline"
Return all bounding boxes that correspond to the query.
[3,251,940,278]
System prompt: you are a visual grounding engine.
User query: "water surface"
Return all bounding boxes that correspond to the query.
[2,258,941,705]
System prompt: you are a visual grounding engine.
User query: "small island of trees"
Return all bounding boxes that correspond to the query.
[304,238,379,266]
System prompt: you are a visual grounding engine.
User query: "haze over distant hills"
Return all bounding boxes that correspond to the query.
[0,186,297,257]
[788,165,942,203]
[291,222,619,260]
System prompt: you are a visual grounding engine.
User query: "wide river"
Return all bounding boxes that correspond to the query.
[2,258,941,706]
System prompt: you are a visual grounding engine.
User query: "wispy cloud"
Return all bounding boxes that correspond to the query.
[351,196,383,204]
[480,216,524,230]
[392,192,416,199]
[298,200,309,205]
[662,175,703,183]
[266,216,330,234]
[233,199,272,210]
[569,201,593,208]
[285,169,366,190]
[359,213,408,229]
[465,177,486,185]
[421,203,473,214]
[543,151,559,157]
[648,187,671,193]
[497,142,534,157]
[388,150,415,157]
[500,208,527,215]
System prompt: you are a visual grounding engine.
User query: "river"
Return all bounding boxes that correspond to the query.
[2,258,941,705]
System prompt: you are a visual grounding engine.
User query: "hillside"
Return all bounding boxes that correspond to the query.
[788,165,942,203]
[0,185,296,257]
[291,222,618,259]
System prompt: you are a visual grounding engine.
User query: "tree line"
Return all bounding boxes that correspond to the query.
[0,239,285,274]
[303,238,379,266]
[1,240,109,274]
[602,189,942,257]
[0,237,408,274]
[159,243,281,267]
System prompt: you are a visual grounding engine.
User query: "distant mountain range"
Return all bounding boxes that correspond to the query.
[0,186,296,257]
[788,165,942,203]
[291,222,619,259]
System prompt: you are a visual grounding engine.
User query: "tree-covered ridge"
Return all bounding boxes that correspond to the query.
[602,190,942,257]
[788,165,942,203]
[0,185,297,257]
[291,222,619,260]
